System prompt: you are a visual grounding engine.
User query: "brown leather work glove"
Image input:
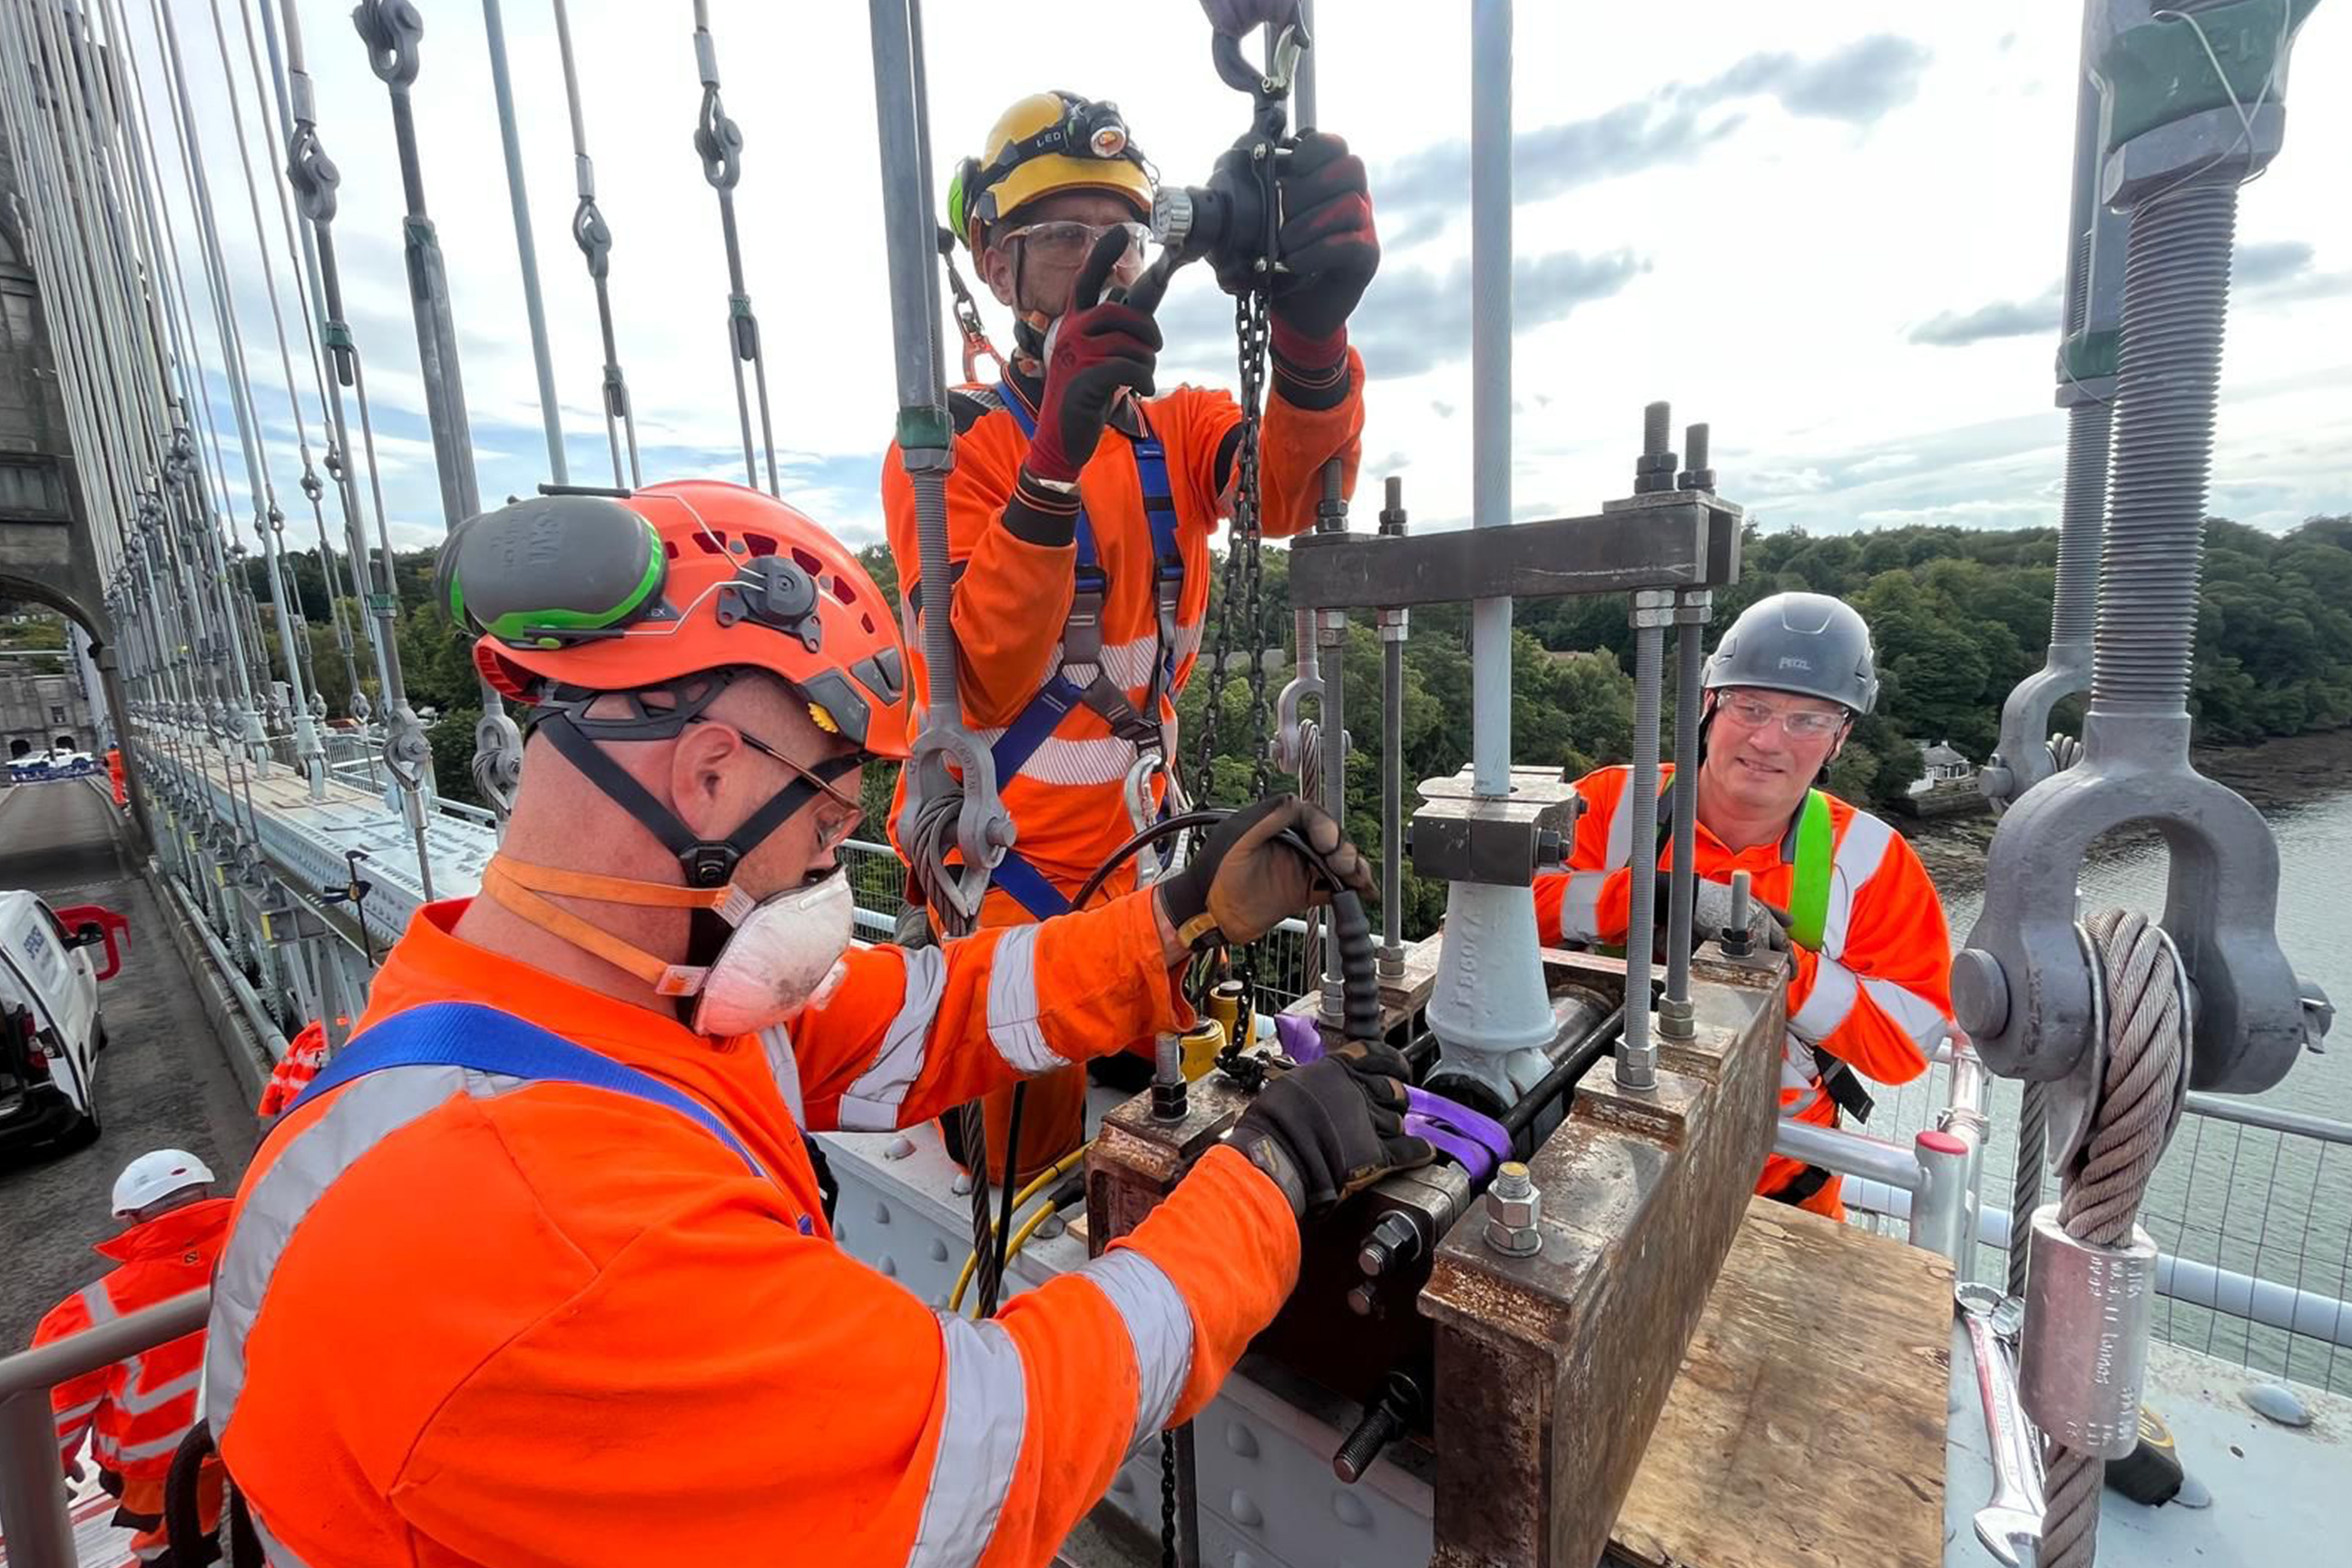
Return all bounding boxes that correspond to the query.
[1156,795,1371,951]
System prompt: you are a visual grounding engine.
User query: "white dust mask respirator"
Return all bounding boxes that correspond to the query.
[483,704,867,1038]
[691,867,855,1036]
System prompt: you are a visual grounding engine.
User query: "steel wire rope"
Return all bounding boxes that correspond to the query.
[2037,907,2189,1568]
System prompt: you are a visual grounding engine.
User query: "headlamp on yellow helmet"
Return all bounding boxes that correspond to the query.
[950,91,1154,252]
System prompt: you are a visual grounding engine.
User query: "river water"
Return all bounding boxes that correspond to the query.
[1903,772,2352,1393]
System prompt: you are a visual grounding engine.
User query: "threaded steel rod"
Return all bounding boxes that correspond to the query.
[2092,181,2237,720]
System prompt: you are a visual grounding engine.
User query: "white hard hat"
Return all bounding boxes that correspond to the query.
[112,1150,216,1217]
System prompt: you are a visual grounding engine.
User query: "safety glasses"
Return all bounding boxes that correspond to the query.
[1715,695,1848,740]
[997,219,1150,270]
[689,716,864,850]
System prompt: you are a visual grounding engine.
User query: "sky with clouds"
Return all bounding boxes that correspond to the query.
[124,0,2352,559]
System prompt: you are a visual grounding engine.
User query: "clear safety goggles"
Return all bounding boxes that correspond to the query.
[999,219,1151,271]
[1715,695,1849,740]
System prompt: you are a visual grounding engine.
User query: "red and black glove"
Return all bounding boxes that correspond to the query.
[1268,132,1378,359]
[1022,230,1161,485]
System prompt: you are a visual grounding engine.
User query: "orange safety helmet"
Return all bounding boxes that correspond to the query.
[444,480,910,762]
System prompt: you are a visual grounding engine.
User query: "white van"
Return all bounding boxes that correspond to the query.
[0,889,114,1154]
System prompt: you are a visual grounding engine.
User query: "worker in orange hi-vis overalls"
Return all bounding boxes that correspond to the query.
[1534,593,1955,1220]
[886,90,1378,1182]
[34,1151,230,1565]
[201,483,1432,1568]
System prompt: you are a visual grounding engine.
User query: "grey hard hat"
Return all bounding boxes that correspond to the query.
[1703,591,1879,715]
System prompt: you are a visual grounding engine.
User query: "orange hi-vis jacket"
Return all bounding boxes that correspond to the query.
[1533,765,1953,1218]
[36,1198,232,1482]
[204,892,1301,1568]
[884,359,1366,913]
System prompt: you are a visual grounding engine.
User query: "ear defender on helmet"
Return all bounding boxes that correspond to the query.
[439,495,671,650]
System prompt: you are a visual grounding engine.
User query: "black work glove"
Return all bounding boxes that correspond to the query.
[1157,795,1372,951]
[1024,230,1161,484]
[1268,132,1378,348]
[1228,1044,1435,1218]
[1649,877,1791,958]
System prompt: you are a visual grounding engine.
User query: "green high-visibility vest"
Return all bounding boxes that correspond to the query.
[1611,786,1835,953]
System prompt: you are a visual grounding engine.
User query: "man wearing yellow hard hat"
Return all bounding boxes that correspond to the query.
[885,83,1378,1181]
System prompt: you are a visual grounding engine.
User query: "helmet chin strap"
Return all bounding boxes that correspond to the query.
[534,714,860,1019]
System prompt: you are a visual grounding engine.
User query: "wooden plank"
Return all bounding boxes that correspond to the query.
[1608,1200,1953,1568]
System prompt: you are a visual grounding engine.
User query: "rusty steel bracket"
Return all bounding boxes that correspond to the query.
[1422,957,1782,1568]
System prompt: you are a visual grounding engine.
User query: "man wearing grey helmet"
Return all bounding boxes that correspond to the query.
[1534,593,1955,1218]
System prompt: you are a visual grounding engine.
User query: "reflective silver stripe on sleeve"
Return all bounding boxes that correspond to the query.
[1820,809,1895,962]
[203,1064,476,1436]
[77,1282,116,1324]
[985,924,1066,1075]
[114,1426,198,1463]
[52,1397,102,1426]
[249,1510,318,1568]
[904,1313,1029,1568]
[1079,1250,1196,1451]
[837,946,948,1132]
[1788,961,1859,1044]
[1860,975,1950,1055]
[1557,872,1608,945]
[116,1364,201,1416]
[1601,768,1634,870]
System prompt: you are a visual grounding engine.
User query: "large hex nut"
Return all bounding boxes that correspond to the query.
[1483,1185,1543,1257]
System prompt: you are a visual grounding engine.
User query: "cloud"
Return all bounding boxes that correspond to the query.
[2238,240,2316,289]
[1907,283,2062,347]
[1155,249,1648,381]
[1373,34,1929,236]
[1349,250,1651,379]
[1915,240,2347,348]
[1699,34,1935,126]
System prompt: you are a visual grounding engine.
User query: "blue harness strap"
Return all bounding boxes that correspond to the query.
[284,1001,765,1178]
[980,381,1188,919]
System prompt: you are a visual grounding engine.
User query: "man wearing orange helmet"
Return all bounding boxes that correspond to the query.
[200,483,1428,1566]
[889,87,1378,1181]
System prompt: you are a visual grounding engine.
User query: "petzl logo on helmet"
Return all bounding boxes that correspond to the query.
[1778,655,1814,671]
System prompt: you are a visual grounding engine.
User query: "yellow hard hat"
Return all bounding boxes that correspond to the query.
[948,91,1153,251]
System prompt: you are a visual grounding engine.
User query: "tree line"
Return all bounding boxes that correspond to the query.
[244,513,2351,939]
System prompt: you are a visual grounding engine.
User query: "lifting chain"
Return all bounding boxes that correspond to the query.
[1190,274,1279,802]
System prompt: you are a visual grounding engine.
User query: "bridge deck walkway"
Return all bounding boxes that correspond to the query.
[0,779,257,1348]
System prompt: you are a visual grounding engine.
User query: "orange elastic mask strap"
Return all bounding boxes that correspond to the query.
[479,858,740,996]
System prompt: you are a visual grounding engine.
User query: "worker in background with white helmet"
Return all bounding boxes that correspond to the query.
[1534,593,1955,1219]
[887,83,1379,1185]
[31,1149,230,1563]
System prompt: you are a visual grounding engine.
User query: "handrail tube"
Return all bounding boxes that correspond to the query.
[0,1291,211,1401]
[1773,1115,1924,1193]
[2180,1092,2352,1147]
[1845,1184,2352,1352]
[0,1291,211,1568]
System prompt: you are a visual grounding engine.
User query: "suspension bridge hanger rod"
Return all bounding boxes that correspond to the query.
[201,0,365,738]
[691,0,781,496]
[349,0,524,820]
[480,0,568,485]
[550,0,642,488]
[152,0,329,794]
[253,0,438,895]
